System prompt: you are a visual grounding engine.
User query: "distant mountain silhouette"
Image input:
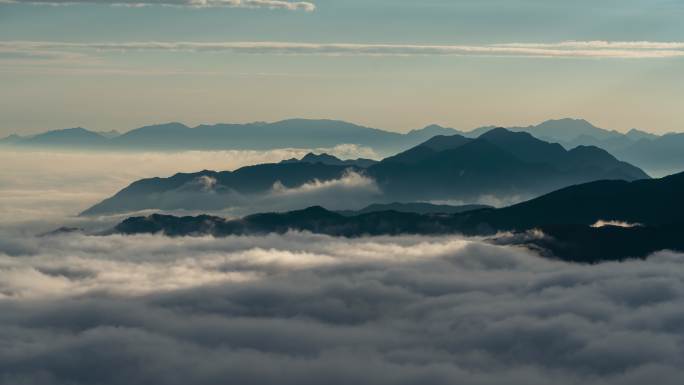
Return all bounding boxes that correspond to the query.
[281,153,378,168]
[467,118,622,143]
[1,119,463,154]
[81,128,649,216]
[614,133,684,176]
[112,171,684,262]
[3,118,682,175]
[1,127,108,148]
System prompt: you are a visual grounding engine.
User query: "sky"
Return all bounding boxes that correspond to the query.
[1,0,684,135]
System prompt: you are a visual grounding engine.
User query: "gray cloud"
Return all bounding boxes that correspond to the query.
[2,230,684,384]
[0,0,316,11]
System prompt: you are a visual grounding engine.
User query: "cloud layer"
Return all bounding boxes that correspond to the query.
[3,40,684,59]
[0,0,316,11]
[2,231,684,384]
[0,146,377,231]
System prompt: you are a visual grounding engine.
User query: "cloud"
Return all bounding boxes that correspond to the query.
[268,169,382,209]
[591,219,643,228]
[2,230,684,384]
[2,40,684,59]
[497,41,684,50]
[0,0,316,11]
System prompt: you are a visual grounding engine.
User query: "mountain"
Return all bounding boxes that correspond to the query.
[2,127,108,148]
[81,162,355,216]
[369,128,647,201]
[465,118,684,175]
[0,134,24,145]
[81,128,649,216]
[467,118,641,155]
[336,202,491,216]
[0,119,462,154]
[614,133,684,176]
[468,118,623,143]
[3,118,681,176]
[111,171,684,262]
[625,128,659,141]
[281,153,378,168]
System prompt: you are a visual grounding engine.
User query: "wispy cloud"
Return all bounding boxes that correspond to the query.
[2,40,684,59]
[497,41,684,50]
[0,0,316,11]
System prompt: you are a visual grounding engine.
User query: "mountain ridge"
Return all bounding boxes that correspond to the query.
[80,128,650,216]
[109,171,684,263]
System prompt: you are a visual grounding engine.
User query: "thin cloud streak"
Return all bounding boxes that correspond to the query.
[0,0,316,11]
[497,41,684,50]
[2,40,684,59]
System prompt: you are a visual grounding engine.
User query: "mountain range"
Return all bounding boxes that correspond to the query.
[466,118,683,175]
[0,119,456,154]
[2,118,681,174]
[80,128,649,216]
[112,170,684,263]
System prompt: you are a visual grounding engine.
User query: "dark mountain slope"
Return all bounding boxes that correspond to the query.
[111,171,684,262]
[471,171,684,231]
[336,202,491,216]
[81,163,356,216]
[477,128,567,164]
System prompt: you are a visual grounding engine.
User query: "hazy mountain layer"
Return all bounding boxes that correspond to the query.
[112,171,684,262]
[3,117,681,175]
[0,119,462,154]
[466,118,683,175]
[81,128,649,216]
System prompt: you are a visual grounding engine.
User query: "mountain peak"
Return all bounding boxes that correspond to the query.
[479,127,543,143]
[301,152,342,163]
[479,127,520,137]
[419,134,472,152]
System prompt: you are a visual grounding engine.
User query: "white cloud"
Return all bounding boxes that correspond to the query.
[591,219,643,228]
[497,41,684,50]
[2,230,684,384]
[2,40,684,59]
[0,0,316,11]
[269,169,381,208]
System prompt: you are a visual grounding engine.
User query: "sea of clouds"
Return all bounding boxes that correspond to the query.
[2,148,684,384]
[2,232,684,384]
[0,146,378,231]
